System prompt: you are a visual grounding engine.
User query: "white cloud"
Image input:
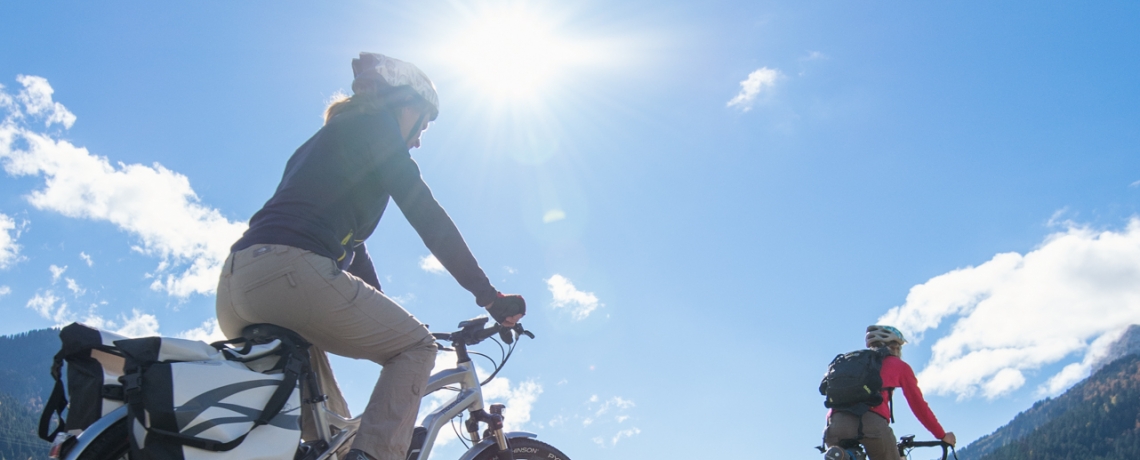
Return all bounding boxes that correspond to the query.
[1130,180,1140,188]
[543,209,566,223]
[801,51,828,61]
[419,351,543,447]
[584,394,637,446]
[389,293,416,305]
[594,396,635,416]
[418,254,446,274]
[27,290,69,324]
[483,378,543,432]
[0,213,21,269]
[177,317,228,343]
[727,67,780,111]
[0,84,12,110]
[0,286,9,296]
[49,264,66,282]
[0,76,247,298]
[610,427,641,446]
[80,251,93,266]
[879,219,1140,399]
[26,288,159,337]
[104,310,161,338]
[65,278,85,296]
[1038,327,1128,396]
[80,309,160,338]
[547,274,601,320]
[13,75,76,128]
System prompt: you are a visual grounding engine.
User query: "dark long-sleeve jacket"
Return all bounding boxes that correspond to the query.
[231,108,498,306]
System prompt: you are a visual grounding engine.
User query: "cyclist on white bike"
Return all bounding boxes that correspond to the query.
[823,325,956,460]
[216,52,525,460]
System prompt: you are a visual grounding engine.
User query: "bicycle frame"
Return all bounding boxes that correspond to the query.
[302,356,535,460]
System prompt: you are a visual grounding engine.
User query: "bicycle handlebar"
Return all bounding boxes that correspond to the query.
[431,316,534,347]
[897,435,956,460]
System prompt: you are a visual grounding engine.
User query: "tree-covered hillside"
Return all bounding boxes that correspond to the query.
[0,392,42,460]
[0,328,59,407]
[960,354,1140,460]
[0,328,59,459]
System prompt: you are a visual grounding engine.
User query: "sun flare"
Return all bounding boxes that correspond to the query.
[444,6,593,100]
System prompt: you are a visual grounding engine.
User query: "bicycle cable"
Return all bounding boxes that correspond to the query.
[480,336,521,386]
[451,412,470,449]
[469,350,499,373]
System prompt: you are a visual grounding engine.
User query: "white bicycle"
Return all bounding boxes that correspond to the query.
[57,316,569,460]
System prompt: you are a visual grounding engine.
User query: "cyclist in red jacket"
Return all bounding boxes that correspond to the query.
[823,325,956,460]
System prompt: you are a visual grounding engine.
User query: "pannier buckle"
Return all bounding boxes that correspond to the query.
[121,373,143,395]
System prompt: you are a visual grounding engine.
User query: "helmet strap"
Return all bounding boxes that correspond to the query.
[406,112,426,146]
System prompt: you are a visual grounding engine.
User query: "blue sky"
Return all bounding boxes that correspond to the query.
[3,1,1140,458]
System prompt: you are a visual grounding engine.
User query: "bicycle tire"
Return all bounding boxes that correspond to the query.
[471,438,570,460]
[74,418,130,460]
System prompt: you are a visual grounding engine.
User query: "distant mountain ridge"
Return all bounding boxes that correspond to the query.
[957,325,1140,460]
[1096,324,1140,373]
[0,328,60,460]
[0,328,59,408]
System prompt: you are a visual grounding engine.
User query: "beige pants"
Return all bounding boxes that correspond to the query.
[823,411,901,460]
[216,244,437,460]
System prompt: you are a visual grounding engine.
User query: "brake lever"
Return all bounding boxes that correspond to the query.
[515,323,534,339]
[498,326,514,345]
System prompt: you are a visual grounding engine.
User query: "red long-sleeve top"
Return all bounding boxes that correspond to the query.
[876,355,946,439]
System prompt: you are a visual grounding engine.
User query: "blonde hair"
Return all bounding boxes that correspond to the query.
[323,88,431,125]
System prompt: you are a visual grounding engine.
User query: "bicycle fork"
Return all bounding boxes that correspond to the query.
[465,404,514,460]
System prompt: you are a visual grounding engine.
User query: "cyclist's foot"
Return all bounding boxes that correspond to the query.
[344,449,378,460]
[824,446,847,460]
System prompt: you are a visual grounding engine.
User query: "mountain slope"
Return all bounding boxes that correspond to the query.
[0,328,59,460]
[0,328,59,408]
[957,354,1140,460]
[0,392,43,460]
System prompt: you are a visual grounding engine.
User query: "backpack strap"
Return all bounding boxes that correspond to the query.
[888,388,895,423]
[37,355,67,441]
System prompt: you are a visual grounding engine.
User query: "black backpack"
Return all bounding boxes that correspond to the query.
[819,347,893,416]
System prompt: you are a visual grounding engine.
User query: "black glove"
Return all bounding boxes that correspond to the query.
[486,294,526,325]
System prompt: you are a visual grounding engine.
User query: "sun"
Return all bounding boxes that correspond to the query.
[443,5,593,100]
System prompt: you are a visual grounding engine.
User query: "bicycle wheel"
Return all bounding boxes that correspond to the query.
[471,438,570,460]
[74,418,130,460]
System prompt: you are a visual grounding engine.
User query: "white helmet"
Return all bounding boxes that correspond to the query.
[865,325,907,348]
[351,52,440,121]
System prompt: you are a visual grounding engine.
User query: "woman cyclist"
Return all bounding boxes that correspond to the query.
[823,325,956,460]
[216,52,525,460]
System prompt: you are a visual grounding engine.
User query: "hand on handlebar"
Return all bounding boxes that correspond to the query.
[941,432,956,447]
[486,294,526,327]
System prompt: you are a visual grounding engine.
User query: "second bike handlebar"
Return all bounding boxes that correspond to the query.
[897,435,956,460]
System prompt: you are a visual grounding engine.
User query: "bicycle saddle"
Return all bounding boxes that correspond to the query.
[241,323,312,348]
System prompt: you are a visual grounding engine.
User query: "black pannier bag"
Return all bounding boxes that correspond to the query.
[39,323,129,442]
[116,334,307,460]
